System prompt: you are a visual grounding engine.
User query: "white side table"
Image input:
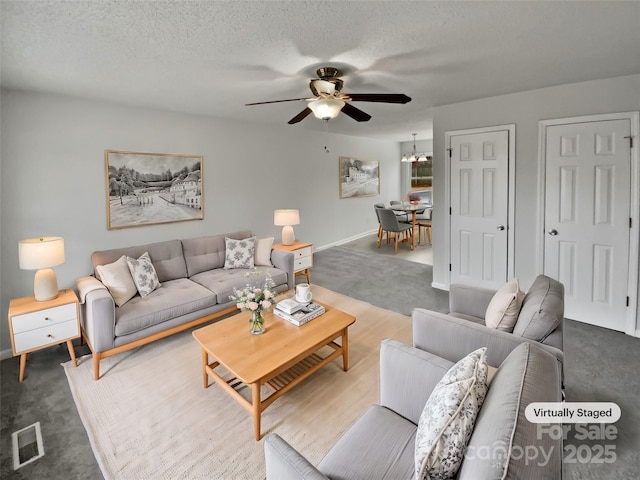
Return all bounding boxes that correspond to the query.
[8,289,80,382]
[273,241,313,283]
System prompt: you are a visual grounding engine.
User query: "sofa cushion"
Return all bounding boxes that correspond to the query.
[317,405,417,480]
[114,278,218,336]
[513,275,564,341]
[457,342,562,479]
[182,231,253,277]
[190,267,288,304]
[415,347,488,480]
[255,237,275,266]
[224,236,256,269]
[92,239,187,283]
[485,277,524,332]
[95,255,137,307]
[126,252,160,298]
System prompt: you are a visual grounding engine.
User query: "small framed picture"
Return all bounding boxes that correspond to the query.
[339,156,380,198]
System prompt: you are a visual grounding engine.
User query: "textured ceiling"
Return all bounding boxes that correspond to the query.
[2,1,639,141]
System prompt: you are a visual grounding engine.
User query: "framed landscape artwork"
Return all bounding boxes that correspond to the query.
[105,150,204,230]
[339,156,380,199]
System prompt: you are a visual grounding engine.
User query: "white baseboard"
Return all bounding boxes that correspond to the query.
[1,348,14,361]
[315,229,378,252]
[431,282,449,291]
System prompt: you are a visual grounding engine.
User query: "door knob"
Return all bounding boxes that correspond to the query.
[548,229,558,236]
[497,225,505,231]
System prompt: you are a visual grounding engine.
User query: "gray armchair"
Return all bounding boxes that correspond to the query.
[412,275,564,374]
[264,339,562,480]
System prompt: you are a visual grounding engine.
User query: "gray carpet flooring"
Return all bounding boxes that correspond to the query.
[1,242,638,479]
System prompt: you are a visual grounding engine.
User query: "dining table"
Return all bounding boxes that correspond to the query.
[388,203,426,250]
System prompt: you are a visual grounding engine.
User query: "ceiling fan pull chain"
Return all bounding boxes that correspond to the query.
[324,119,331,154]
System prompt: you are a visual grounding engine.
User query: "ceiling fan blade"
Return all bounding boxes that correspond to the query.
[341,103,371,122]
[345,93,412,104]
[245,98,311,106]
[288,108,313,124]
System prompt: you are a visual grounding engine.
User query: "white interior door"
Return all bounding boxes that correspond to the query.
[543,119,632,331]
[450,129,511,289]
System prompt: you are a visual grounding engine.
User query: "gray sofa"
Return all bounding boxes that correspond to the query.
[76,230,294,379]
[264,339,562,479]
[412,274,565,374]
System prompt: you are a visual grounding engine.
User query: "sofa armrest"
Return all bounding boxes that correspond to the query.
[379,339,454,425]
[449,283,496,319]
[270,249,295,290]
[412,308,564,370]
[264,433,330,480]
[76,277,116,353]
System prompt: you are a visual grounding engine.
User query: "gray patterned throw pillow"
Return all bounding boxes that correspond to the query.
[126,251,160,298]
[415,347,488,480]
[224,236,256,269]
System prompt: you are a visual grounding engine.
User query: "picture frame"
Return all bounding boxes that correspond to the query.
[339,156,380,198]
[105,150,204,230]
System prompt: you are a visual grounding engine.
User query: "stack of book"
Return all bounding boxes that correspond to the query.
[274,299,326,326]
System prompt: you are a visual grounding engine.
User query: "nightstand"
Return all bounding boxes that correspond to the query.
[8,289,80,382]
[273,241,313,283]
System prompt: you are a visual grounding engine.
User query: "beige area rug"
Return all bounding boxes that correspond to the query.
[63,285,412,480]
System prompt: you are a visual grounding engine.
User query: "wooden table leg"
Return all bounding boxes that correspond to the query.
[201,349,209,388]
[19,353,27,382]
[411,211,416,250]
[342,328,349,371]
[66,340,78,367]
[252,382,262,440]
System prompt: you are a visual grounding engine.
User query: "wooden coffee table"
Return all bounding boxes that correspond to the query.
[192,302,356,440]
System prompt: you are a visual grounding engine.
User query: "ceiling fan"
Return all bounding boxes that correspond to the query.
[245,67,412,124]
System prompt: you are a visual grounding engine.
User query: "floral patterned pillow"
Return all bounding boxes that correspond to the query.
[415,347,489,480]
[224,236,256,269]
[126,251,160,298]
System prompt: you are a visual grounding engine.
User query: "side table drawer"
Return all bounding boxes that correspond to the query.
[13,319,79,353]
[11,303,76,334]
[294,255,313,271]
[293,246,312,259]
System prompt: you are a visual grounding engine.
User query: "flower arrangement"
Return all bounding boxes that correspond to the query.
[230,269,276,334]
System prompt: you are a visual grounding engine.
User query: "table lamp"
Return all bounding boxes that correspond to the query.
[274,209,300,246]
[18,236,65,301]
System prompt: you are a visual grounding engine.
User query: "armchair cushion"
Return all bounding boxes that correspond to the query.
[513,275,564,341]
[485,277,524,332]
[415,347,488,480]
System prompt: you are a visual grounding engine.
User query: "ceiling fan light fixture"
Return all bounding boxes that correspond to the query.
[308,97,345,120]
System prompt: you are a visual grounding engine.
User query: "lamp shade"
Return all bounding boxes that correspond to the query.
[19,237,65,270]
[308,98,345,120]
[274,209,300,227]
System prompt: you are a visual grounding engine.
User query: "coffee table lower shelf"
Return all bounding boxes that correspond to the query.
[201,338,347,441]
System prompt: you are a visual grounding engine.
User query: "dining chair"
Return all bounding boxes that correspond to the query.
[377,207,413,254]
[389,200,409,222]
[373,203,385,244]
[415,207,432,245]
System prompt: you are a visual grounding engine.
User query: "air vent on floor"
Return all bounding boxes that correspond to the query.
[12,422,44,469]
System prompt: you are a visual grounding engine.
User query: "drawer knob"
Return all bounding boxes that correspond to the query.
[44,317,50,321]
[47,334,54,338]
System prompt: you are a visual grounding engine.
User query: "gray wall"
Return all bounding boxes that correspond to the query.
[431,74,640,330]
[0,90,402,355]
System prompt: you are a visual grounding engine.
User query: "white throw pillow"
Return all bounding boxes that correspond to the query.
[224,236,256,269]
[126,252,160,298]
[254,237,274,266]
[415,348,489,480]
[95,255,137,307]
[485,277,525,332]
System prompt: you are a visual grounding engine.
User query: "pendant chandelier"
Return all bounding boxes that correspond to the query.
[401,133,430,162]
